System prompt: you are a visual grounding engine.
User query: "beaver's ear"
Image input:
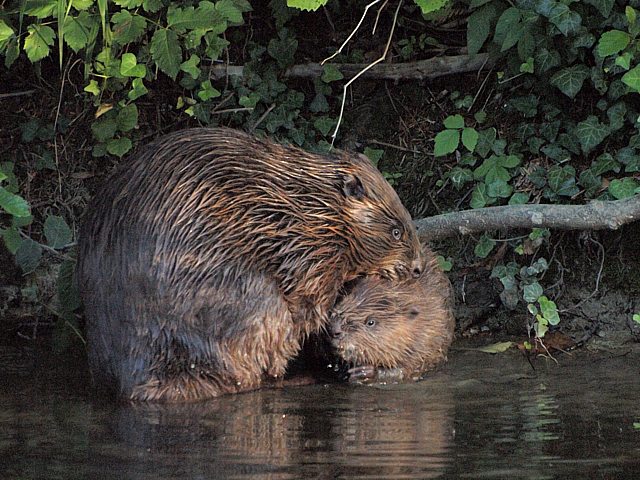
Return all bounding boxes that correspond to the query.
[341,173,365,200]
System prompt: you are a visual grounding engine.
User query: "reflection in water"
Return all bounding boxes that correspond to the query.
[1,347,640,479]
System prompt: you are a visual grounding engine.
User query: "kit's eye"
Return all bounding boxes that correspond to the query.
[392,227,402,240]
[365,317,376,327]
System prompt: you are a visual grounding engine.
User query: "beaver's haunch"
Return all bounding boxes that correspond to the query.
[77,128,423,401]
[330,247,455,383]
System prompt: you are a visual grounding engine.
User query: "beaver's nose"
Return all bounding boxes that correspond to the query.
[411,258,423,278]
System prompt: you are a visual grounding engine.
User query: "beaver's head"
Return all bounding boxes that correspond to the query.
[329,276,424,369]
[339,154,424,281]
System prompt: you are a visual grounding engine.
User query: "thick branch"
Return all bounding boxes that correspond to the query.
[415,195,640,242]
[209,54,492,81]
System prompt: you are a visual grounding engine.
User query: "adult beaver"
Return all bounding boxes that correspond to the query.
[330,247,455,383]
[77,127,423,402]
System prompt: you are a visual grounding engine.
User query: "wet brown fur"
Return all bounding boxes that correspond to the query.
[330,247,455,381]
[76,128,423,402]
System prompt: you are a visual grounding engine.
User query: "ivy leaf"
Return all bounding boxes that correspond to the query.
[475,128,496,158]
[470,183,490,208]
[583,0,614,18]
[523,282,543,303]
[286,0,328,11]
[197,80,221,101]
[433,129,460,156]
[467,3,497,55]
[116,104,138,132]
[0,187,30,217]
[538,296,560,325]
[363,147,383,167]
[414,0,448,14]
[448,167,473,189]
[622,65,640,93]
[321,64,343,83]
[120,52,146,78]
[106,137,132,157]
[494,7,524,52]
[591,153,620,176]
[509,192,530,205]
[608,178,639,199]
[150,29,182,79]
[550,65,590,99]
[91,117,117,142]
[578,169,602,197]
[309,93,329,113]
[15,238,43,274]
[486,179,512,198]
[444,114,464,129]
[547,165,579,197]
[596,30,630,57]
[44,215,72,248]
[575,116,609,153]
[180,54,201,79]
[475,234,496,258]
[314,116,336,136]
[128,78,148,101]
[535,48,561,74]
[542,3,581,36]
[2,227,21,254]
[268,29,298,69]
[24,25,55,63]
[111,10,146,45]
[461,128,479,152]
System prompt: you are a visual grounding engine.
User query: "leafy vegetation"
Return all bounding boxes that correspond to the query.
[1,0,639,346]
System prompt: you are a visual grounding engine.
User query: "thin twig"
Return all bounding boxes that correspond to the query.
[321,0,382,65]
[0,90,36,99]
[372,0,390,35]
[331,0,403,146]
[367,139,421,154]
[250,103,276,132]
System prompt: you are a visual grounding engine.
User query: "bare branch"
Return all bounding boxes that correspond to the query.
[209,54,493,82]
[415,195,640,242]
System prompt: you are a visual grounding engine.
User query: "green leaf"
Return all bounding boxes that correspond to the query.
[239,92,260,108]
[197,79,221,101]
[268,29,298,68]
[583,0,614,18]
[120,52,146,78]
[475,128,496,158]
[73,0,93,10]
[622,65,640,93]
[0,187,30,217]
[150,29,182,80]
[111,10,146,45]
[363,147,384,167]
[128,78,148,101]
[543,3,581,36]
[44,215,72,248]
[467,3,497,55]
[309,93,329,113]
[578,169,602,197]
[633,313,640,325]
[84,79,100,96]
[58,259,81,312]
[475,234,496,258]
[523,282,543,303]
[494,7,524,52]
[0,20,15,46]
[63,11,97,53]
[113,0,143,7]
[106,137,132,157]
[216,0,244,24]
[448,167,473,189]
[547,165,579,197]
[591,153,620,176]
[615,52,632,71]
[550,65,590,99]
[596,30,630,58]
[286,0,328,11]
[143,0,163,12]
[470,183,490,208]
[314,116,335,136]
[444,114,464,129]
[167,3,226,32]
[91,117,117,142]
[24,25,55,63]
[23,0,57,18]
[2,227,21,254]
[627,6,638,26]
[486,179,512,198]
[321,64,343,83]
[608,178,639,200]
[462,127,478,152]
[434,129,460,156]
[509,192,529,205]
[15,238,43,274]
[575,116,609,153]
[475,342,514,354]
[180,54,201,79]
[116,104,138,132]
[538,295,560,325]
[436,255,452,272]
[520,56,534,74]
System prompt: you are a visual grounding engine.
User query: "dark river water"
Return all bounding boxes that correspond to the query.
[2,344,640,479]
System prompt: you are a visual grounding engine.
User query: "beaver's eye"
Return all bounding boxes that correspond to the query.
[365,317,376,327]
[392,227,402,240]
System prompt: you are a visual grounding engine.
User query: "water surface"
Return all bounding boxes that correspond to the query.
[2,344,639,479]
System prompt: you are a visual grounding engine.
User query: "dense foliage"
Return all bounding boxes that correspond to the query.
[2,0,640,342]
